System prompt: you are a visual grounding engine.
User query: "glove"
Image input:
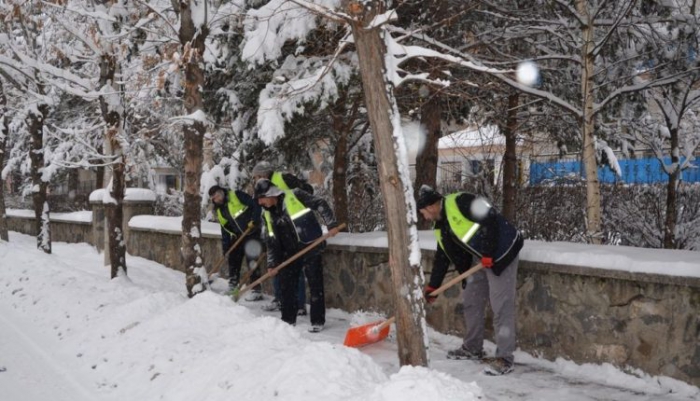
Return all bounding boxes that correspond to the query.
[481,257,493,269]
[424,285,438,304]
[267,265,278,277]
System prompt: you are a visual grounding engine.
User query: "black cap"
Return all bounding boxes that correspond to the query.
[208,185,226,197]
[416,185,443,209]
[254,179,283,199]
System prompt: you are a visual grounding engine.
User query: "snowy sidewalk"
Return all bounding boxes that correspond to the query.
[240,291,698,401]
[0,233,698,401]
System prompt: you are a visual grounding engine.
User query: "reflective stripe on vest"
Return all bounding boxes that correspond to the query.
[216,191,247,234]
[263,190,311,238]
[444,193,481,245]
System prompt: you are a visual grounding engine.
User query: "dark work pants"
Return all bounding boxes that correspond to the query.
[226,236,262,291]
[273,273,306,308]
[279,253,325,326]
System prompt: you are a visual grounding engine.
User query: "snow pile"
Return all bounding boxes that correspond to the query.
[0,234,481,401]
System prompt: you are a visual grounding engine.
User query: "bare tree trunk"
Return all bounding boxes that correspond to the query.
[95,152,105,190]
[578,0,602,244]
[663,128,679,249]
[331,90,362,231]
[332,124,349,228]
[414,88,440,229]
[68,168,79,200]
[349,1,428,366]
[0,80,8,242]
[180,0,209,297]
[501,92,519,222]
[99,53,127,278]
[27,104,51,253]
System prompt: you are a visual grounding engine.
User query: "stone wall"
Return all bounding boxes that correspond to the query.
[90,199,155,253]
[6,213,92,245]
[127,225,222,274]
[5,213,699,386]
[322,245,700,386]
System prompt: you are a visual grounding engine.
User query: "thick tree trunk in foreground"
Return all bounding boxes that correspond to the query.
[349,1,428,366]
[180,0,209,297]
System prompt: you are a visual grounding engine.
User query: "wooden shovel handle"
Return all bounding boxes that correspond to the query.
[428,263,484,297]
[238,251,266,288]
[237,223,346,300]
[375,316,396,332]
[208,223,256,279]
[376,265,483,331]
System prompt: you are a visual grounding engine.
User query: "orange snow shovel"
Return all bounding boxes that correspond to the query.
[235,223,346,301]
[343,262,485,348]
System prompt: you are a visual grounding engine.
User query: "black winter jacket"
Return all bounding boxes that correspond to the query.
[428,193,523,288]
[263,189,337,268]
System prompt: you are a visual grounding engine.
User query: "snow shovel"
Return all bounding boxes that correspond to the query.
[343,262,485,348]
[208,223,256,281]
[235,223,346,301]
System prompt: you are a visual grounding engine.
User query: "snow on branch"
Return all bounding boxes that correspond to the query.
[241,0,342,65]
[54,19,101,56]
[170,109,212,127]
[288,0,349,23]
[383,31,500,88]
[595,69,700,115]
[367,9,398,29]
[8,44,94,91]
[41,0,117,23]
[256,56,351,144]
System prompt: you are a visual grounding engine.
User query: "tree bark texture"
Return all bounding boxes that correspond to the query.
[578,0,602,244]
[331,90,363,232]
[349,0,428,367]
[27,104,51,253]
[332,122,349,228]
[99,52,127,278]
[0,80,8,242]
[414,89,440,229]
[0,122,7,242]
[180,0,208,297]
[663,127,679,249]
[501,92,519,223]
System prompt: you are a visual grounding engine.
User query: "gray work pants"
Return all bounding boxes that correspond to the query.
[461,256,519,362]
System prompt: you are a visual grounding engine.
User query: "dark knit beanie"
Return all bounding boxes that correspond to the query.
[416,185,443,209]
[208,185,226,197]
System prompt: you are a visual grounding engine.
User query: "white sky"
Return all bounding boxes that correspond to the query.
[1,225,699,400]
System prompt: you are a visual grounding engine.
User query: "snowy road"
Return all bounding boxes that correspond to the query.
[0,303,102,401]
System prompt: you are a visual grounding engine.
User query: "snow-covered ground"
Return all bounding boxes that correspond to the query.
[0,232,698,401]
